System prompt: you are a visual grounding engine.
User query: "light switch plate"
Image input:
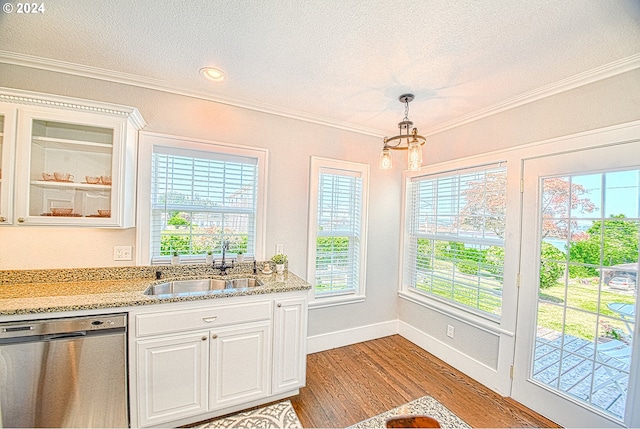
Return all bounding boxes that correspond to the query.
[114,246,132,261]
[276,244,284,254]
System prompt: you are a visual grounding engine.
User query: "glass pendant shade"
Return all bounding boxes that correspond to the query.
[407,139,422,171]
[379,147,393,169]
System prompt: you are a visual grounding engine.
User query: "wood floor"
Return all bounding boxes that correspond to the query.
[289,335,560,428]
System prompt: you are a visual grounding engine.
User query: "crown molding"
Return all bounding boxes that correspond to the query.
[0,50,383,138]
[424,53,640,136]
[1,50,638,139]
[0,86,146,128]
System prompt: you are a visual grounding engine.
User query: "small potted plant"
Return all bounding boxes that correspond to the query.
[236,251,244,263]
[205,250,214,264]
[271,253,287,274]
[171,250,180,265]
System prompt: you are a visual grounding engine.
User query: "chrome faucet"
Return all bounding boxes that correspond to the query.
[214,240,233,275]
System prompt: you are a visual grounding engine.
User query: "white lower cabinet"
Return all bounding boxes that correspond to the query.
[209,321,271,410]
[137,332,209,426]
[131,292,307,428]
[273,297,307,394]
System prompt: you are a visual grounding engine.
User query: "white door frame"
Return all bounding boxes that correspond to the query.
[512,139,640,428]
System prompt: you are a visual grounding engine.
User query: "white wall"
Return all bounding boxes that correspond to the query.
[398,68,640,395]
[0,62,402,340]
[2,63,638,399]
[424,70,640,164]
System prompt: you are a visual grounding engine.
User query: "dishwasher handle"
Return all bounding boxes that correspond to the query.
[43,331,88,341]
[2,325,34,333]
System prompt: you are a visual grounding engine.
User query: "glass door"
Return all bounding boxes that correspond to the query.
[512,141,639,428]
[28,118,114,219]
[0,107,17,225]
[0,113,5,221]
[14,107,126,226]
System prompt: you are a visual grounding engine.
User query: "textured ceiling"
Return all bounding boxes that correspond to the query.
[0,0,639,136]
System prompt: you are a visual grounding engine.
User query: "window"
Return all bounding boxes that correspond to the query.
[137,133,267,264]
[404,163,507,318]
[307,157,369,306]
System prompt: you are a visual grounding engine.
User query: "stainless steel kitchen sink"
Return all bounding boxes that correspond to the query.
[144,277,263,296]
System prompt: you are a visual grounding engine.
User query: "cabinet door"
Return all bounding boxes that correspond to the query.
[14,106,137,227]
[209,321,271,410]
[0,106,17,225]
[272,296,308,394]
[136,332,209,427]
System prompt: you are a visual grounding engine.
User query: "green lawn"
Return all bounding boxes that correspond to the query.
[415,258,503,316]
[423,275,502,315]
[538,278,636,342]
[416,267,636,343]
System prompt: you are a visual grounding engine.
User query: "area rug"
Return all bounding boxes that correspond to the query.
[349,396,471,429]
[195,400,302,428]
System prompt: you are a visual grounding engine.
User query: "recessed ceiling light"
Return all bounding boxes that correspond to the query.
[199,67,225,82]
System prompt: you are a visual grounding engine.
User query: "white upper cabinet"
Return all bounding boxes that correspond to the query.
[0,106,17,225]
[0,88,145,227]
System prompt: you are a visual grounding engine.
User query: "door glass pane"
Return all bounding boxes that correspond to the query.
[534,170,638,422]
[605,170,639,218]
[29,120,113,218]
[571,174,602,219]
[0,114,4,215]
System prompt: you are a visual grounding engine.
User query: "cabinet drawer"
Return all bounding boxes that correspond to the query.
[135,301,272,337]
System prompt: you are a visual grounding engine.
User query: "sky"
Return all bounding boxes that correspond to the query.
[570,169,639,219]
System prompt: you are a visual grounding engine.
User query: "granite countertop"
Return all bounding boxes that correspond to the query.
[0,263,311,316]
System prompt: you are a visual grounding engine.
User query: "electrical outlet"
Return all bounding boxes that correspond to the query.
[447,325,455,339]
[276,244,284,254]
[114,246,132,261]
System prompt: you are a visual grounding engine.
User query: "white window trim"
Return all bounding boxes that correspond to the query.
[136,131,268,265]
[307,156,369,309]
[399,155,520,333]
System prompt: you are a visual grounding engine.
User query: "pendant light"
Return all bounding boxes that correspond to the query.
[379,94,426,171]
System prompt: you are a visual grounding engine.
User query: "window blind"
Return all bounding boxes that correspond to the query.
[150,147,258,263]
[406,163,506,317]
[315,168,362,295]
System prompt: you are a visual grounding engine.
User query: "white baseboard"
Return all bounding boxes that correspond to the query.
[306,319,399,354]
[305,319,511,395]
[397,321,511,395]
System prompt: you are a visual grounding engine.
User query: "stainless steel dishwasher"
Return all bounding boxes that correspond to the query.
[0,314,128,428]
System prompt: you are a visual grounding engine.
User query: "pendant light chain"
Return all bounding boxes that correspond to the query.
[403,98,410,122]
